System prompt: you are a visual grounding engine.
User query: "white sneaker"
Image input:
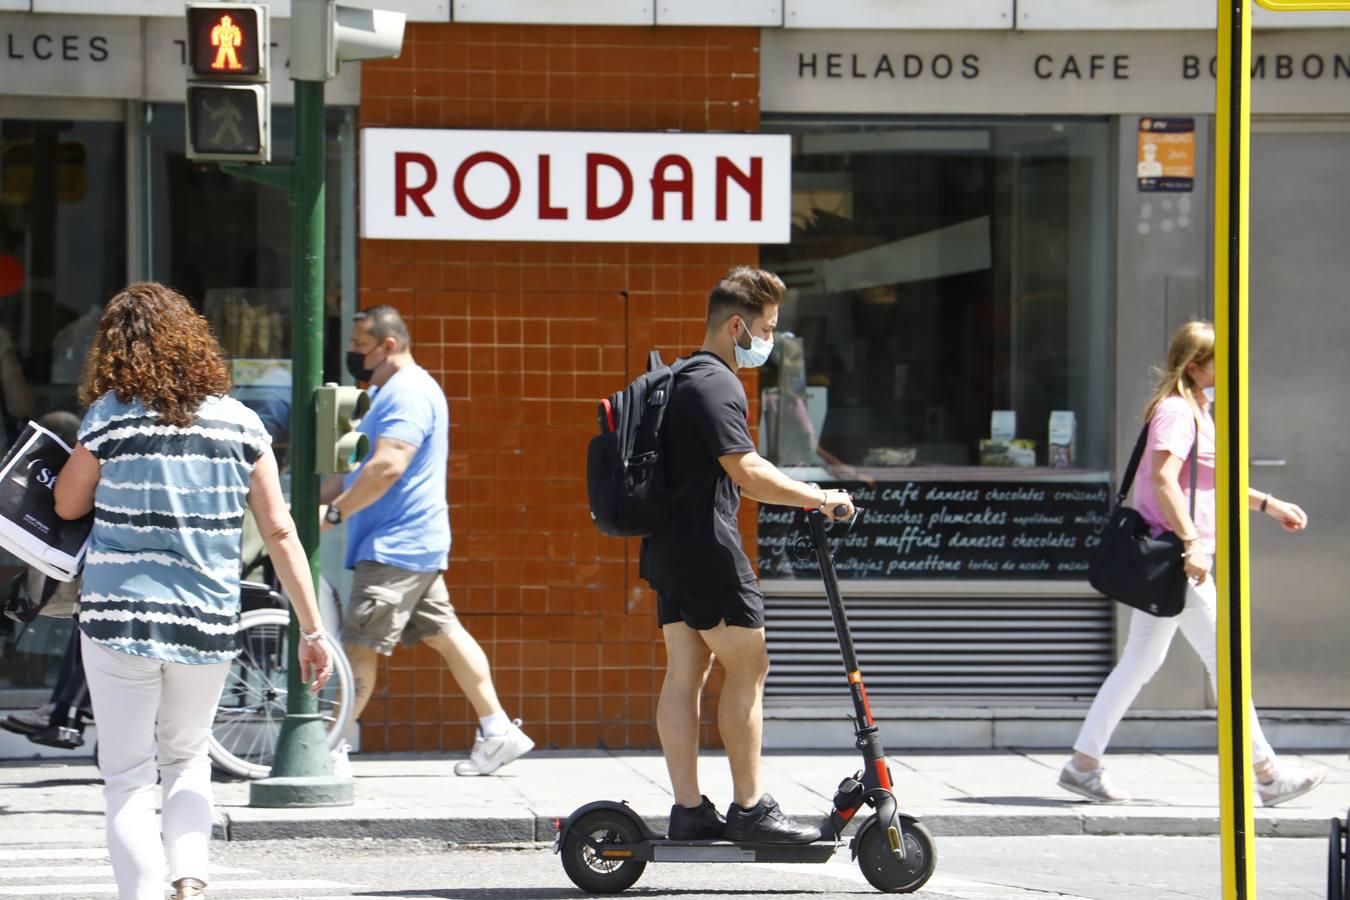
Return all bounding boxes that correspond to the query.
[1258,764,1325,807]
[454,719,534,776]
[1057,761,1131,803]
[330,741,353,779]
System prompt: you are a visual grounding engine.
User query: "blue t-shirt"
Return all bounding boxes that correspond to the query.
[343,365,450,573]
[77,393,270,665]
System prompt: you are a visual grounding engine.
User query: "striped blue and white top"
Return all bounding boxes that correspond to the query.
[76,392,270,665]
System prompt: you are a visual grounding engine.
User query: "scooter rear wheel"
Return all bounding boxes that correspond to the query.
[856,814,936,893]
[560,809,648,894]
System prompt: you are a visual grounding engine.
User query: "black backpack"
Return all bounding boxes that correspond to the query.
[587,351,692,538]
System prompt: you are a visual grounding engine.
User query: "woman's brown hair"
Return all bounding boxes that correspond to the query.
[80,282,231,428]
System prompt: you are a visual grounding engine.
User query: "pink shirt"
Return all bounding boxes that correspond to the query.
[1133,395,1216,551]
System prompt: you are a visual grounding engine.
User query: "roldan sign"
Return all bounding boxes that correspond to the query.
[361,129,792,244]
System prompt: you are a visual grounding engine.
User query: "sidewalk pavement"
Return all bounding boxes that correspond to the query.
[3,749,1346,847]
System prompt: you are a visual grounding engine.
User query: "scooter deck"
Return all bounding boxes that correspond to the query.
[610,839,840,864]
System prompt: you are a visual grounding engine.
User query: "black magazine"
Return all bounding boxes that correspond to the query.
[0,421,92,581]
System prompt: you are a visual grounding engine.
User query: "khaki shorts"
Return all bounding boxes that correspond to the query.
[343,561,458,655]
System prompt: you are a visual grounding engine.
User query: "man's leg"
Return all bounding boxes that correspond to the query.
[406,574,533,775]
[421,622,503,719]
[343,644,382,723]
[340,561,416,726]
[657,621,715,808]
[697,623,769,809]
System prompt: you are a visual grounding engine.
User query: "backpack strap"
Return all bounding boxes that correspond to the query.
[647,350,664,373]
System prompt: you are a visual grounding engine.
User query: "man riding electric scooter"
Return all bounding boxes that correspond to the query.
[641,267,855,843]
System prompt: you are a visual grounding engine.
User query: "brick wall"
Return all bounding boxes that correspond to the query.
[357,23,762,752]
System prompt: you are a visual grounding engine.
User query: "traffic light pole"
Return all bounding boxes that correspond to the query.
[248,77,353,808]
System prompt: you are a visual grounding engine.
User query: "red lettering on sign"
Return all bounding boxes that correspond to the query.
[537,155,567,220]
[650,154,694,221]
[454,152,521,220]
[394,152,437,217]
[715,157,763,222]
[586,153,633,220]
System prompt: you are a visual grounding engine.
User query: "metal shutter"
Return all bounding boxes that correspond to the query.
[763,591,1115,700]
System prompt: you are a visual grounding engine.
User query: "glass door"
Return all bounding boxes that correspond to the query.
[0,108,126,691]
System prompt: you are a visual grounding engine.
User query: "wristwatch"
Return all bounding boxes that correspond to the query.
[324,505,343,525]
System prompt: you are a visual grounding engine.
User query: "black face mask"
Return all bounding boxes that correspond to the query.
[346,350,375,382]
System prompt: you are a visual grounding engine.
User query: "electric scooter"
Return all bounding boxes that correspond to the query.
[555,509,937,894]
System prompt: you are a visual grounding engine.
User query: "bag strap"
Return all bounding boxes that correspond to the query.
[1116,414,1200,522]
[1186,417,1198,522]
[1115,423,1151,505]
[647,350,664,373]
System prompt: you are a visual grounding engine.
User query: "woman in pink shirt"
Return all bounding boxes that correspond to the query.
[1058,321,1324,807]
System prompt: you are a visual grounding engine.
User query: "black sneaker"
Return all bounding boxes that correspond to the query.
[667,796,726,840]
[28,721,84,750]
[723,794,819,844]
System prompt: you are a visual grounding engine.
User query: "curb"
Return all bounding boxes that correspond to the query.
[215,808,1332,842]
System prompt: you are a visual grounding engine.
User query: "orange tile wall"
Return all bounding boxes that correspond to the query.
[357,23,762,752]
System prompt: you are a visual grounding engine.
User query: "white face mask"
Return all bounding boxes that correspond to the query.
[1203,386,1215,402]
[734,320,774,368]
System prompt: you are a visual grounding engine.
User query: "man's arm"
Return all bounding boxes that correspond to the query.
[720,450,853,519]
[320,436,417,528]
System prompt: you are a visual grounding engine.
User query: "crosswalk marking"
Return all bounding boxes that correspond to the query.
[0,849,107,861]
[0,847,358,898]
[0,879,354,896]
[0,864,251,879]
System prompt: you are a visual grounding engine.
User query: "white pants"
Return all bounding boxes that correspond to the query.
[1072,578,1276,765]
[82,634,231,900]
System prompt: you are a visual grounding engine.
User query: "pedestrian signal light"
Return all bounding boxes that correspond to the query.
[185,3,270,163]
[187,5,267,81]
[316,383,371,475]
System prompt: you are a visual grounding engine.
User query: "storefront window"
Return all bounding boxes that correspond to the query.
[0,116,126,689]
[758,118,1116,582]
[146,104,355,467]
[760,118,1115,475]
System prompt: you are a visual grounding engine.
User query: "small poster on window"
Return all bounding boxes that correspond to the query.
[1138,117,1195,192]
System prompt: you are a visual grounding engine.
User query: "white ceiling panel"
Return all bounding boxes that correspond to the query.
[29,0,448,20]
[785,0,1012,30]
[657,0,780,26]
[1019,0,1350,30]
[453,0,652,25]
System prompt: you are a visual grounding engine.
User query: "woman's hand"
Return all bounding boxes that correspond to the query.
[1183,544,1211,585]
[298,635,335,694]
[1264,497,1308,532]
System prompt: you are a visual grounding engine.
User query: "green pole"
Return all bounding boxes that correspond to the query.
[249,77,353,808]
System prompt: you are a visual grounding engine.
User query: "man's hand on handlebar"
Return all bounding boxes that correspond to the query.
[820,489,855,522]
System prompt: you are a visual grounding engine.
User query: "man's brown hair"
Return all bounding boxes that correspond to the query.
[706,266,786,330]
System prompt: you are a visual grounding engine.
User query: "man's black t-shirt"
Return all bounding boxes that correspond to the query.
[641,352,758,593]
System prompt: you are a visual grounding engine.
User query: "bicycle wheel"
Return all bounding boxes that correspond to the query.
[208,608,354,779]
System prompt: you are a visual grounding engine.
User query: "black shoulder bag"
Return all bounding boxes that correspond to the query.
[1087,420,1198,617]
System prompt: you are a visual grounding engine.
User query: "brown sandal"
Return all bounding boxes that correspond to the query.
[171,877,207,899]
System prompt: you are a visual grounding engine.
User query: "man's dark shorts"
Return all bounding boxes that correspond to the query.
[657,580,765,630]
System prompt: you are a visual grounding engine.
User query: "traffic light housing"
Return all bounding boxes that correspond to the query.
[315,383,371,475]
[291,0,406,82]
[185,3,270,162]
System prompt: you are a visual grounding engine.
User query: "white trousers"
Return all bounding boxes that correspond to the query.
[1072,577,1276,765]
[82,634,231,900]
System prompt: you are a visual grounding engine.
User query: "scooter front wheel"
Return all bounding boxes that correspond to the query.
[559,809,648,894]
[856,814,936,893]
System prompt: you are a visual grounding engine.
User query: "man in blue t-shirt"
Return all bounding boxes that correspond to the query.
[320,307,532,775]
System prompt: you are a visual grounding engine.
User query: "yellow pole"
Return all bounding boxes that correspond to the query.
[1213,2,1255,898]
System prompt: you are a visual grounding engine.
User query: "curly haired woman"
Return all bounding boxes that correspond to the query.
[54,283,334,900]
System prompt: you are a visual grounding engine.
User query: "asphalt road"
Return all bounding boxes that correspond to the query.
[0,835,1326,899]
